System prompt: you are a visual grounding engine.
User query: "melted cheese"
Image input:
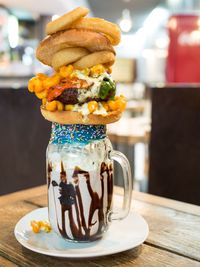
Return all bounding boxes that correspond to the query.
[71,71,112,116]
[73,102,108,116]
[93,103,107,116]
[75,70,112,103]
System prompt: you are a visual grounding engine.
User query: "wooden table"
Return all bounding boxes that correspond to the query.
[107,117,150,145]
[126,100,146,115]
[0,186,200,267]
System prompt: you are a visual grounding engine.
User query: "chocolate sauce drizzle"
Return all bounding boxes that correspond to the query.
[49,161,113,241]
[47,163,52,188]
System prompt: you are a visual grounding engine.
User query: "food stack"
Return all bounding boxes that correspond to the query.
[28,6,126,125]
[27,7,131,242]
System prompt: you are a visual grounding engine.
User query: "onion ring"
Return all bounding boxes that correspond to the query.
[46,7,89,35]
[73,51,115,69]
[70,17,121,45]
[52,47,89,70]
[36,29,115,66]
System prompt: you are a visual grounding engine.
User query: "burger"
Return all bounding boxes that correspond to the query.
[28,7,126,125]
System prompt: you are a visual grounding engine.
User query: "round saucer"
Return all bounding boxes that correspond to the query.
[14,207,148,258]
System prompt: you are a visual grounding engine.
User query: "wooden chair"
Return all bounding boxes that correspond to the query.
[149,85,200,205]
[0,88,51,195]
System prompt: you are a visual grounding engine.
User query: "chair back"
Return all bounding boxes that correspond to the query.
[149,85,200,205]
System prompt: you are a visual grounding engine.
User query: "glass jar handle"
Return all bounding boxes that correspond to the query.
[108,150,132,221]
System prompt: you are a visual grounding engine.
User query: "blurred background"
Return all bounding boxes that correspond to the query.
[1,0,200,205]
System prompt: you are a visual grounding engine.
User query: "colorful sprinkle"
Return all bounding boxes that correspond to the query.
[50,123,107,144]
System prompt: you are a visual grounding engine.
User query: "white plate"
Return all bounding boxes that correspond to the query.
[14,207,148,258]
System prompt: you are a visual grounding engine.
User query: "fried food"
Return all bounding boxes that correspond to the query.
[29,6,126,124]
[73,51,115,69]
[46,77,90,102]
[70,17,121,45]
[36,29,115,67]
[52,47,89,70]
[46,6,89,35]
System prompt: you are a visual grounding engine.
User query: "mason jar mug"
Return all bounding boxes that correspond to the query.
[47,123,132,242]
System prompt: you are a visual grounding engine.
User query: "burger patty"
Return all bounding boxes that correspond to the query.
[47,76,116,105]
[46,77,92,103]
[56,88,102,105]
[56,88,78,104]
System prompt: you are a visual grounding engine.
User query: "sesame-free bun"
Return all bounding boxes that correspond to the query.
[40,107,122,125]
[36,29,115,67]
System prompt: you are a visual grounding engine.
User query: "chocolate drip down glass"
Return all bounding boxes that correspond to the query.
[47,123,132,242]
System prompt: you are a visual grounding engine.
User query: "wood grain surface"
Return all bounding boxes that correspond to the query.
[0,186,200,266]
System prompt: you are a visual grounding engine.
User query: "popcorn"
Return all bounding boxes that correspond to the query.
[30,220,52,234]
[59,65,74,78]
[88,101,98,113]
[46,101,57,111]
[28,64,121,113]
[90,64,105,77]
[35,90,47,99]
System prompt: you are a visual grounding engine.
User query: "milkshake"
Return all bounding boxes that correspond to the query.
[28,6,132,242]
[47,130,113,241]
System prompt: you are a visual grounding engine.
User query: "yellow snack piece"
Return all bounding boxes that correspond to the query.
[42,98,47,106]
[36,73,48,81]
[35,90,47,99]
[30,220,51,234]
[28,78,35,93]
[115,98,126,111]
[59,65,74,78]
[69,72,77,79]
[88,101,98,113]
[102,101,109,111]
[107,100,116,111]
[31,220,41,233]
[40,221,52,233]
[107,96,126,111]
[56,101,64,111]
[106,66,112,74]
[46,101,57,111]
[43,74,60,90]
[115,94,125,100]
[65,104,74,111]
[28,77,43,93]
[90,64,105,77]
[33,79,44,93]
[81,68,90,76]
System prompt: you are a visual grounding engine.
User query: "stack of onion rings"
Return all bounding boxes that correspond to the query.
[46,7,89,35]
[36,7,120,70]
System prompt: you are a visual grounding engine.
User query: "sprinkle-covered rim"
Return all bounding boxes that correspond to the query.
[50,123,107,144]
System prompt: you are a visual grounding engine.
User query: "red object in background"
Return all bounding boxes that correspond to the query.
[166,15,200,83]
